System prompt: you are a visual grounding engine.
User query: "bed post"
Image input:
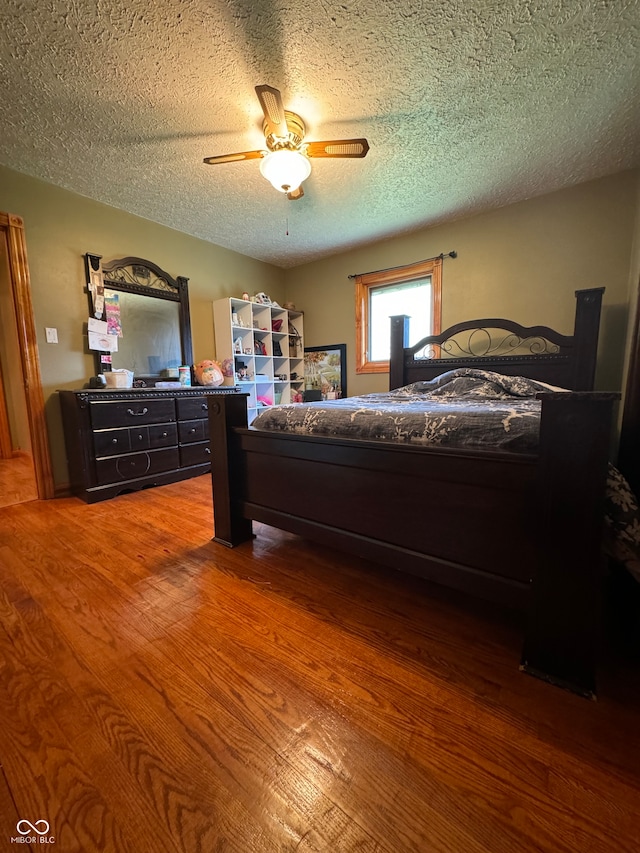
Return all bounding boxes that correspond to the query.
[521,390,618,698]
[572,288,604,390]
[389,315,411,389]
[208,393,253,547]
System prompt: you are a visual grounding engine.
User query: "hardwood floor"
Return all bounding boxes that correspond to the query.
[0,475,639,852]
[0,451,38,507]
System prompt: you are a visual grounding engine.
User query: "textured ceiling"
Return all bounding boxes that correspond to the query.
[1,0,639,268]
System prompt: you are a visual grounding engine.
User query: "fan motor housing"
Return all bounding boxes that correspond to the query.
[264,110,306,151]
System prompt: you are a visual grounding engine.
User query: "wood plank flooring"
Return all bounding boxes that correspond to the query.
[0,474,639,852]
[0,451,38,507]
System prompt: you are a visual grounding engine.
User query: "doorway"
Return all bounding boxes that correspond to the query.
[0,212,54,503]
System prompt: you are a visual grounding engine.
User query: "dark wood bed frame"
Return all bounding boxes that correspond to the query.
[208,287,617,698]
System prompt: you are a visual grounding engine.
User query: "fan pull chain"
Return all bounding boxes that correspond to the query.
[286,216,289,236]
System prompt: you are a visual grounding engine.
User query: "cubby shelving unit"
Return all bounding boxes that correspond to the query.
[213,297,304,424]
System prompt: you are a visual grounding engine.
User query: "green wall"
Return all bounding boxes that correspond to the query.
[284,170,640,398]
[0,165,285,487]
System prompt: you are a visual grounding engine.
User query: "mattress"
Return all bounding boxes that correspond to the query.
[251,368,565,453]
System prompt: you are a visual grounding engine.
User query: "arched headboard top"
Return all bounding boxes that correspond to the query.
[389,287,604,392]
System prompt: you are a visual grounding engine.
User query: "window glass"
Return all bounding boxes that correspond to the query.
[369,278,432,362]
[355,257,442,374]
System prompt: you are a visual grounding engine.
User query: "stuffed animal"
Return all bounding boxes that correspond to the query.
[194,360,224,386]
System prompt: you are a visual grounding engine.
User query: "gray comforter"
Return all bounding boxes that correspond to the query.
[252,368,564,452]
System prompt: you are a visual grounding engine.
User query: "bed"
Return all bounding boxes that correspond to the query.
[208,287,617,697]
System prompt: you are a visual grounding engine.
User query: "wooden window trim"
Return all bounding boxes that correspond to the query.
[355,257,442,374]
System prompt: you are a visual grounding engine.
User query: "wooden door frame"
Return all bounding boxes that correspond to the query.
[1,212,54,499]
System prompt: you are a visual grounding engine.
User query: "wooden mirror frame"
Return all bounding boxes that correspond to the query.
[85,254,193,385]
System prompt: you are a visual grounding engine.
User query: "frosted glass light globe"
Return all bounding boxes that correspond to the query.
[259,149,312,193]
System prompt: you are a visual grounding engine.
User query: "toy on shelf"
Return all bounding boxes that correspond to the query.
[220,357,235,386]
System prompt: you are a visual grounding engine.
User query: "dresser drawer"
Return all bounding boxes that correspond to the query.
[95,447,180,486]
[93,428,131,457]
[94,423,178,458]
[176,396,210,420]
[178,419,209,444]
[128,422,178,450]
[180,441,211,468]
[149,422,178,447]
[90,398,176,429]
[128,426,150,451]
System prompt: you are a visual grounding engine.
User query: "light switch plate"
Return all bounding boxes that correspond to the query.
[45,327,58,344]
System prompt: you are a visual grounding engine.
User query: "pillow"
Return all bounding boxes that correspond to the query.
[394,368,570,400]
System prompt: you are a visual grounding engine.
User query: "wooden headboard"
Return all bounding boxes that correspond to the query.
[389,287,604,392]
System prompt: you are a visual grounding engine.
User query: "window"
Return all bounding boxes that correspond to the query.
[355,257,442,373]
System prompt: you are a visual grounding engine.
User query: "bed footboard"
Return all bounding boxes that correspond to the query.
[209,391,617,697]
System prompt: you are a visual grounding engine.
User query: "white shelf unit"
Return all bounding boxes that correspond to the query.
[213,297,304,424]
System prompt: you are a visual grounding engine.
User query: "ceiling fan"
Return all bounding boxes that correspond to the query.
[203,85,370,200]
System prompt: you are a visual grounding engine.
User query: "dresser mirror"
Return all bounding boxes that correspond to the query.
[85,254,193,386]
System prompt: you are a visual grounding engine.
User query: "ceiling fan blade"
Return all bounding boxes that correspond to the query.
[305,139,370,158]
[255,85,289,138]
[203,150,264,165]
[286,186,304,201]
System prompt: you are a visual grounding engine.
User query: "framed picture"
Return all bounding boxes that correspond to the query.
[304,344,347,400]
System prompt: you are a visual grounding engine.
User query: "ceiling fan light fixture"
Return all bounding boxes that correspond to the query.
[259,148,311,193]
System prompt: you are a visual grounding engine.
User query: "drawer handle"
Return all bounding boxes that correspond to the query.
[137,434,144,441]
[189,428,197,434]
[162,432,168,438]
[111,438,118,445]
[205,447,211,455]
[127,407,149,417]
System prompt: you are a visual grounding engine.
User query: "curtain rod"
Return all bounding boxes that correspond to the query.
[347,251,457,280]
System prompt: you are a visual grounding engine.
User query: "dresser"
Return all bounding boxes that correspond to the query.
[59,387,239,502]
